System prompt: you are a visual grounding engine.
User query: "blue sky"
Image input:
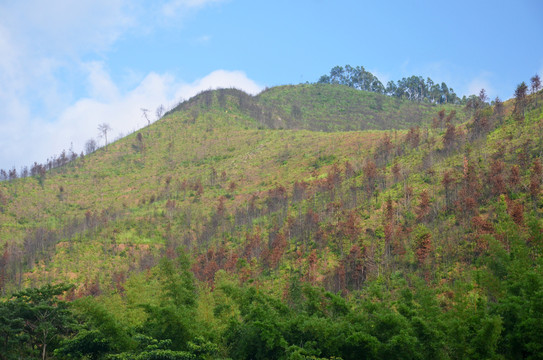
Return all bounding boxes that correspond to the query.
[1,0,542,170]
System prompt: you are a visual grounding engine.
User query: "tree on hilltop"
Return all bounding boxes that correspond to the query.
[513,82,528,121]
[531,74,541,106]
[97,123,112,150]
[155,104,165,121]
[531,74,541,94]
[85,138,97,155]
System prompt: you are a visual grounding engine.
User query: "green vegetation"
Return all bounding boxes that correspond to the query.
[1,79,543,359]
[317,64,461,104]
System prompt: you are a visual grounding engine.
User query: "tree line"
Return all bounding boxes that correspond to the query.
[317,65,460,104]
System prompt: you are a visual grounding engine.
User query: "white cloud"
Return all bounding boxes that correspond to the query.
[84,62,121,102]
[174,70,263,100]
[369,69,390,86]
[194,34,212,44]
[162,0,225,17]
[467,72,495,98]
[0,1,134,55]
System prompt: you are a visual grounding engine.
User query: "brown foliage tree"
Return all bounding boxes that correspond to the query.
[514,82,528,121]
[292,180,308,202]
[509,201,525,226]
[344,160,355,179]
[216,196,226,217]
[266,232,287,269]
[508,165,521,193]
[529,159,543,207]
[344,244,366,290]
[391,161,401,183]
[363,160,377,199]
[531,74,541,94]
[438,109,446,128]
[302,209,320,241]
[266,185,288,213]
[415,232,432,266]
[112,271,126,294]
[493,97,505,124]
[406,126,420,148]
[489,160,506,196]
[442,170,455,210]
[532,159,542,179]
[193,179,204,198]
[445,110,457,124]
[443,122,456,153]
[377,133,394,165]
[471,215,495,253]
[305,250,318,283]
[243,230,263,261]
[385,197,394,222]
[415,190,431,222]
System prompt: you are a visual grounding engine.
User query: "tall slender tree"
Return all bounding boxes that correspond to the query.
[531,74,541,94]
[531,74,541,106]
[513,82,528,121]
[97,123,112,150]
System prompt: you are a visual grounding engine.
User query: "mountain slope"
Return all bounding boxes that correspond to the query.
[1,82,543,359]
[1,86,395,290]
[256,84,465,131]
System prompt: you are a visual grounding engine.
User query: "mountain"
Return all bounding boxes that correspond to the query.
[0,85,467,291]
[1,82,542,359]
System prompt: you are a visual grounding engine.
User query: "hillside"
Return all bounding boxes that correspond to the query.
[1,83,543,359]
[256,84,464,131]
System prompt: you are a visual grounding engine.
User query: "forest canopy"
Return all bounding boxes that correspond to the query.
[317,65,460,104]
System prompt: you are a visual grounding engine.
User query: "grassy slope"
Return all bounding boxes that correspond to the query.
[256,84,465,131]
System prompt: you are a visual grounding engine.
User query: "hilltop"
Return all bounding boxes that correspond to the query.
[1,81,543,359]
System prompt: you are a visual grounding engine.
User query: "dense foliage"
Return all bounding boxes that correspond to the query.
[2,241,542,359]
[317,65,460,104]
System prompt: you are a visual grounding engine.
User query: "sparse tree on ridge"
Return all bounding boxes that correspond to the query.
[493,97,505,124]
[531,74,541,106]
[479,88,488,104]
[514,82,528,121]
[85,138,97,155]
[97,123,112,150]
[156,104,165,121]
[141,108,150,126]
[531,74,541,94]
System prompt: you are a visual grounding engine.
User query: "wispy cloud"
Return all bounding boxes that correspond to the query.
[369,69,390,86]
[161,0,225,17]
[0,1,134,55]
[194,34,212,44]
[467,71,495,98]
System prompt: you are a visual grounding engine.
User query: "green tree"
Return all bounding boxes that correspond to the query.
[107,335,218,360]
[0,300,27,360]
[9,284,75,360]
[140,251,197,350]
